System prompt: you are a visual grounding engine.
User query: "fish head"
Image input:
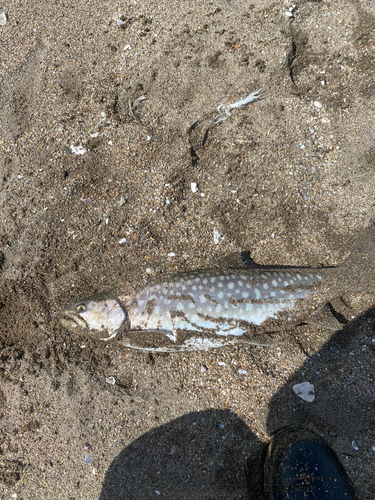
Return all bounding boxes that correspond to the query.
[60,294,127,340]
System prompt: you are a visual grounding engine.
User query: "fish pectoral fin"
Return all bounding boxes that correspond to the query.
[303,304,346,332]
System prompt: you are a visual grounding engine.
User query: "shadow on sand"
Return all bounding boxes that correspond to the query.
[100,307,375,500]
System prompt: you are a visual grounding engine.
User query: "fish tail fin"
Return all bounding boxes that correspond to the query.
[338,223,375,293]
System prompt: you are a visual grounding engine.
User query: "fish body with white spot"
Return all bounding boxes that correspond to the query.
[60,226,375,351]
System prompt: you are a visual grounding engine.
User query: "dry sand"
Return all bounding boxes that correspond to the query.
[0,0,375,498]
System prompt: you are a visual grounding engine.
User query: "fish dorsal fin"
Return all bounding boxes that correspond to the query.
[216,252,255,269]
[217,251,325,271]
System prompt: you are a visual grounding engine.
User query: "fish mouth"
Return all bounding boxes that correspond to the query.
[60,312,88,330]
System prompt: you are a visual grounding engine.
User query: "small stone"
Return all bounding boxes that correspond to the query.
[117,195,127,206]
[321,117,330,124]
[213,227,221,244]
[293,381,315,402]
[0,12,6,26]
[200,365,207,373]
[83,443,92,452]
[70,144,86,155]
[314,101,322,108]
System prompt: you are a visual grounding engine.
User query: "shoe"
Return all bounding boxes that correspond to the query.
[264,427,355,499]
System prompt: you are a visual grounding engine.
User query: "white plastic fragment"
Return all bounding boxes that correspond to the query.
[218,361,226,366]
[90,132,99,138]
[118,238,127,244]
[352,441,359,451]
[105,376,116,385]
[70,144,87,155]
[321,117,330,124]
[168,252,176,258]
[238,369,247,375]
[314,101,322,108]
[0,12,6,26]
[191,182,198,193]
[124,44,131,50]
[293,382,315,402]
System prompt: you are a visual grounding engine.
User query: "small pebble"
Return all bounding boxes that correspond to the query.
[70,144,86,155]
[213,227,221,244]
[293,382,315,402]
[117,195,127,206]
[84,454,91,464]
[314,101,322,108]
[83,443,92,452]
[200,365,207,373]
[0,12,6,26]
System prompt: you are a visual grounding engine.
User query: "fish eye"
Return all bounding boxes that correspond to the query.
[76,304,86,313]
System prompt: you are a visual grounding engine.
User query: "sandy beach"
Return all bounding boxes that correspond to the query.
[0,0,375,498]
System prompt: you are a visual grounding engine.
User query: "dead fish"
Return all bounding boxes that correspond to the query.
[60,226,375,351]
